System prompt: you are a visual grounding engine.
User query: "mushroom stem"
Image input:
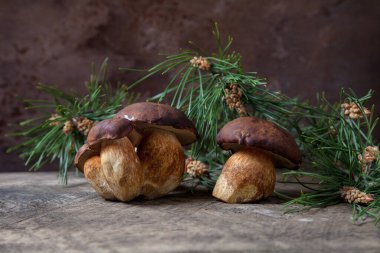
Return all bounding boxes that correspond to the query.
[138,129,185,199]
[100,137,143,201]
[212,148,276,203]
[83,156,116,200]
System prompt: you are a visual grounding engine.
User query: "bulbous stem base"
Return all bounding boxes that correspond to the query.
[83,156,116,200]
[212,148,276,203]
[100,137,143,201]
[138,129,185,199]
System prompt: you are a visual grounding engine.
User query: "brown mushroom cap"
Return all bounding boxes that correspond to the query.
[217,117,301,169]
[87,118,142,150]
[115,102,197,145]
[74,143,99,172]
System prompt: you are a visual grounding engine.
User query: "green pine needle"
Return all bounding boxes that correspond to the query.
[283,89,379,223]
[8,59,139,184]
[123,23,380,223]
[122,23,305,185]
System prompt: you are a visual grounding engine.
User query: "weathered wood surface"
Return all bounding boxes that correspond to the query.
[0,173,379,253]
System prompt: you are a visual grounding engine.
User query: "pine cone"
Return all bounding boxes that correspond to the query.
[341,102,370,119]
[359,146,379,164]
[223,84,247,116]
[190,56,210,71]
[76,117,94,136]
[63,120,74,134]
[48,114,60,126]
[340,186,374,205]
[185,157,209,178]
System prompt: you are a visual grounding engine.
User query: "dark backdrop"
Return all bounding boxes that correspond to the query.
[1,0,379,172]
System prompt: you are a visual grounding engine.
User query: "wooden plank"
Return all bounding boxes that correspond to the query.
[0,172,379,253]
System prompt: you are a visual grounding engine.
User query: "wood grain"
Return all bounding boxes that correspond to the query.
[0,173,379,253]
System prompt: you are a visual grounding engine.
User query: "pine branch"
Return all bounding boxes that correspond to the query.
[8,59,139,184]
[122,23,305,188]
[283,90,379,222]
[123,23,380,223]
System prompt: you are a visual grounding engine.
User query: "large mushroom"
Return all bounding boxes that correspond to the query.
[212,117,301,203]
[75,118,143,202]
[115,102,197,199]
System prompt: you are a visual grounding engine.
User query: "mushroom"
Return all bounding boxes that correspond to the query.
[115,102,197,199]
[75,144,115,200]
[212,117,301,203]
[75,118,143,201]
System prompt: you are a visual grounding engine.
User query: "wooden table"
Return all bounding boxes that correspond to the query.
[0,173,379,253]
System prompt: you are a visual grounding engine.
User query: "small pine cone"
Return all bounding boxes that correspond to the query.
[342,102,371,119]
[48,114,60,126]
[359,146,380,164]
[237,107,247,117]
[63,120,74,134]
[76,117,94,136]
[185,157,209,178]
[190,56,210,71]
[223,84,247,117]
[340,186,374,205]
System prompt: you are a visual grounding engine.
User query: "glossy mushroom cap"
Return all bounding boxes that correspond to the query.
[217,117,301,169]
[75,118,140,172]
[74,143,99,172]
[87,118,142,150]
[115,102,197,145]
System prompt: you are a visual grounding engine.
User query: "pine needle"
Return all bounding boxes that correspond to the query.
[8,59,139,184]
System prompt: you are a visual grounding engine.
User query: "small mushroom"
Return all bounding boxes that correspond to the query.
[115,102,197,199]
[75,144,115,200]
[212,117,301,203]
[76,118,143,201]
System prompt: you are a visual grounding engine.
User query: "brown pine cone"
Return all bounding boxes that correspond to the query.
[63,120,74,134]
[341,102,370,119]
[223,84,247,116]
[190,56,210,71]
[76,117,94,136]
[340,186,374,205]
[185,157,209,178]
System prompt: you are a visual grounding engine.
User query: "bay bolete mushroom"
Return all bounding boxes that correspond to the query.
[115,102,197,199]
[75,118,143,202]
[212,117,301,203]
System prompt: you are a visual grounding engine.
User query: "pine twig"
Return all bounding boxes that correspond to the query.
[8,59,139,183]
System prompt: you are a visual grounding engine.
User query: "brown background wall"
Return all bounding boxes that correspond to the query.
[1,0,379,172]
